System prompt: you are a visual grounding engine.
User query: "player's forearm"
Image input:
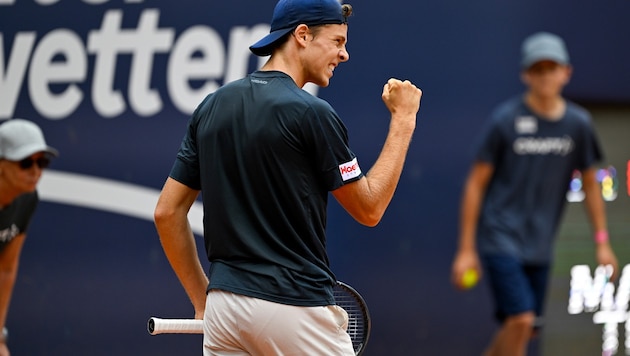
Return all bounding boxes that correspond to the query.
[584,194,607,235]
[582,169,607,234]
[154,179,208,311]
[360,119,415,223]
[458,211,478,252]
[155,214,208,312]
[0,239,22,332]
[457,178,484,252]
[335,79,420,226]
[0,272,16,331]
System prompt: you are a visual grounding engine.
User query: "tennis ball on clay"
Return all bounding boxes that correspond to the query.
[461,269,479,289]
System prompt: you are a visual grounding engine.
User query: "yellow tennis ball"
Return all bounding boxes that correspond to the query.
[461,269,479,289]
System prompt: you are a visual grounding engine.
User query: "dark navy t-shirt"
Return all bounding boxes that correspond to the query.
[474,96,602,264]
[170,71,363,306]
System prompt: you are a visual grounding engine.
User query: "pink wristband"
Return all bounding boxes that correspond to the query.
[595,231,609,244]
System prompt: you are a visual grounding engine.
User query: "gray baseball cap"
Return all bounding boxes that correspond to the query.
[0,119,58,161]
[521,32,570,69]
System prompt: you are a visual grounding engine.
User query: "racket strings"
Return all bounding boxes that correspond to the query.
[333,286,369,354]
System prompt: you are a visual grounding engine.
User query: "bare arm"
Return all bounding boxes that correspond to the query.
[154,177,209,318]
[582,167,619,279]
[332,78,422,227]
[451,161,494,289]
[0,233,26,355]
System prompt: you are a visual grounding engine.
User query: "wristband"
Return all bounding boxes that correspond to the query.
[595,230,609,244]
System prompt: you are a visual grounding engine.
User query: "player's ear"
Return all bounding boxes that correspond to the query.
[294,24,310,43]
[562,65,573,84]
[520,71,530,86]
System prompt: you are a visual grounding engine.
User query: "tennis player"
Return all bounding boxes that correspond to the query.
[154,0,421,354]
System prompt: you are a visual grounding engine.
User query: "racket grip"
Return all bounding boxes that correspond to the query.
[147,317,204,335]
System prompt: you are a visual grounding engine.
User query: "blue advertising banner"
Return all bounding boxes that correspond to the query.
[2,0,629,354]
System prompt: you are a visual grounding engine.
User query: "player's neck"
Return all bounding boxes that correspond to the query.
[0,185,16,209]
[0,178,23,208]
[524,92,566,121]
[261,51,306,88]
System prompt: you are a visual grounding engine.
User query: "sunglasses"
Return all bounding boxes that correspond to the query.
[18,156,51,170]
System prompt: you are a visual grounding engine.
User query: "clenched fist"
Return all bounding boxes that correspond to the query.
[381,78,422,119]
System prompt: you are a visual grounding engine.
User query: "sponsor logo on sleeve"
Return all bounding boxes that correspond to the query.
[339,157,361,181]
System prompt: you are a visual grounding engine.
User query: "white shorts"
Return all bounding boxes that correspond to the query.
[203,289,355,356]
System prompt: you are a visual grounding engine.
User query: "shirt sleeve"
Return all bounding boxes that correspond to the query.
[576,113,603,171]
[302,101,363,191]
[168,97,208,191]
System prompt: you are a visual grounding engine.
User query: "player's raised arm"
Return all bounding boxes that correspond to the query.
[333,78,421,226]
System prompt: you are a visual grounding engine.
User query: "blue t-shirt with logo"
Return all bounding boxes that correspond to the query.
[474,96,602,264]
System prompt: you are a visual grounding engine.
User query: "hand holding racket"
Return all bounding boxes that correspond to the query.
[148,281,371,355]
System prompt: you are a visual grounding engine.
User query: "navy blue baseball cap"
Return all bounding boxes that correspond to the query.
[250,0,351,57]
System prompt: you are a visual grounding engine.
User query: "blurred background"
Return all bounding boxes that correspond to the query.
[1,0,629,354]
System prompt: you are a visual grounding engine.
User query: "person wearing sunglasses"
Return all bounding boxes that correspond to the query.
[0,119,57,356]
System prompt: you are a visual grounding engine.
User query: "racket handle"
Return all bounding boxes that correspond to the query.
[147,317,203,335]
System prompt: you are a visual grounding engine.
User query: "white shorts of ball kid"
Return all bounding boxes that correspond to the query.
[203,289,355,356]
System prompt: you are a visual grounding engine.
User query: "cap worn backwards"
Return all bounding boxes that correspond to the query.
[0,119,58,161]
[521,32,570,69]
[250,0,352,57]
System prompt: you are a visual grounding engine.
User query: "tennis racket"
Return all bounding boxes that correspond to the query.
[148,280,371,355]
[333,280,371,355]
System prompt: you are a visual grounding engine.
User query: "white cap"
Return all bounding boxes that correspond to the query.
[0,119,58,161]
